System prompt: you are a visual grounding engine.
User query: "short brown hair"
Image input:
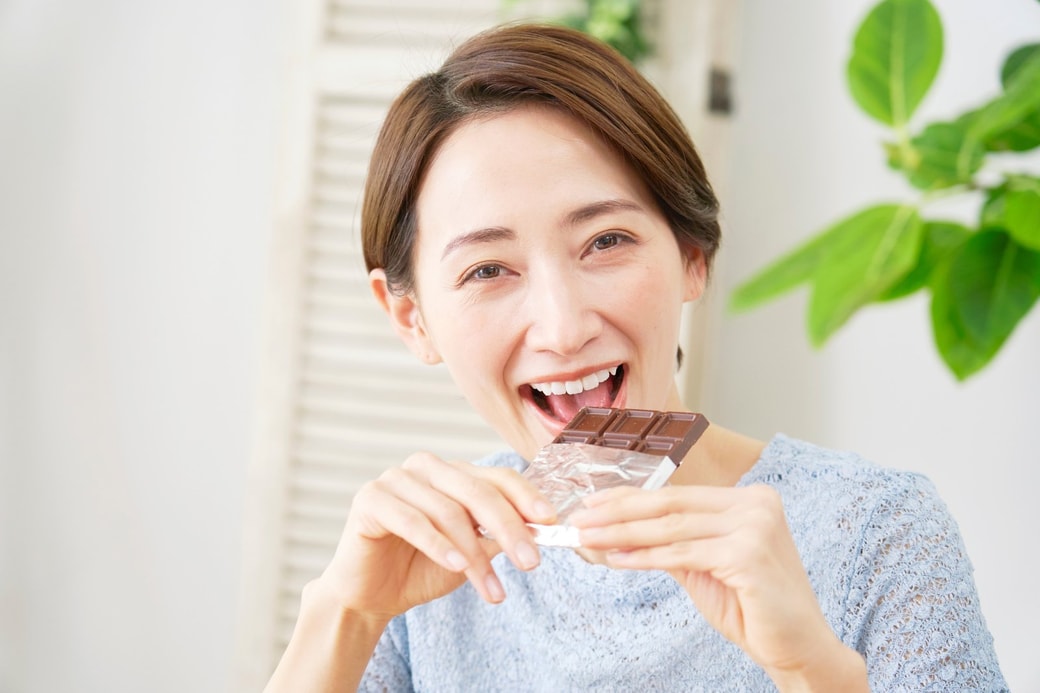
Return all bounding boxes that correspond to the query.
[362,22,720,294]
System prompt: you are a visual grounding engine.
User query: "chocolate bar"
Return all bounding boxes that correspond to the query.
[518,407,710,547]
[552,407,708,465]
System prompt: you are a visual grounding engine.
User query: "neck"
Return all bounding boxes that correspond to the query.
[670,421,766,487]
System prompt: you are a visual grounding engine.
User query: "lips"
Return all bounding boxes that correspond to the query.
[525,365,625,424]
[529,366,618,397]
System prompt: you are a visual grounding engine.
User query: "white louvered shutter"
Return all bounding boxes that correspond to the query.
[234,1,738,690]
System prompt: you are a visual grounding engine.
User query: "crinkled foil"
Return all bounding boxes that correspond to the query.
[522,443,677,547]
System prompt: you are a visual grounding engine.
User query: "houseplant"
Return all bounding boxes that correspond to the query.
[504,0,651,63]
[730,0,1040,380]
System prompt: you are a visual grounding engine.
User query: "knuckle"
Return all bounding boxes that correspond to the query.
[378,466,406,484]
[456,472,492,500]
[397,507,430,532]
[660,486,684,507]
[349,480,380,513]
[730,530,764,565]
[434,500,472,529]
[356,478,379,496]
[402,451,440,471]
[482,466,526,491]
[748,483,782,509]
[495,467,524,484]
[663,512,687,534]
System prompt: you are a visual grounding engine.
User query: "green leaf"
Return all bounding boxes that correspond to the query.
[1001,43,1040,88]
[729,236,833,312]
[978,43,1040,152]
[980,177,1040,250]
[984,112,1040,152]
[932,230,1040,379]
[807,204,924,345]
[980,184,1008,228]
[877,221,970,300]
[931,263,991,380]
[1004,187,1040,250]
[967,48,1040,142]
[952,232,1040,344]
[846,0,943,127]
[565,0,650,63]
[729,204,905,312]
[900,122,985,189]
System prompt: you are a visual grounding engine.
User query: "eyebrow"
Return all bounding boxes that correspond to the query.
[441,226,516,260]
[565,199,644,226]
[439,199,644,260]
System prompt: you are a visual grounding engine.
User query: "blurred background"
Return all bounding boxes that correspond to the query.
[1,0,1037,691]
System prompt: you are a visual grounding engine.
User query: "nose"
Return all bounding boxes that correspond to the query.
[522,271,602,356]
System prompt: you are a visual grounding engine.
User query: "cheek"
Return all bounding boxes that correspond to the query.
[622,274,687,373]
[425,301,514,380]
[619,266,685,330]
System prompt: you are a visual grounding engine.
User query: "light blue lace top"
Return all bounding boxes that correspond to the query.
[360,435,1007,691]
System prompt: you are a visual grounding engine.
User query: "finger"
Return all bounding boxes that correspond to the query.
[378,469,494,573]
[604,527,774,580]
[413,458,544,572]
[461,562,508,604]
[406,456,554,524]
[570,485,742,527]
[604,537,731,573]
[446,460,557,524]
[362,478,509,604]
[578,511,735,551]
[359,479,478,576]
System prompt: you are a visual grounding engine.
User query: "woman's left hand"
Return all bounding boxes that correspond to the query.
[568,484,867,690]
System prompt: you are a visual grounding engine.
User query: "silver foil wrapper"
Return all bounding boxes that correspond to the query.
[522,442,677,547]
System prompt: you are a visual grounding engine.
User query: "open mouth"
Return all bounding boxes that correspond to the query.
[524,364,625,424]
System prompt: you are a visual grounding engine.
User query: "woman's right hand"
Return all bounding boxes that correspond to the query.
[316,452,556,619]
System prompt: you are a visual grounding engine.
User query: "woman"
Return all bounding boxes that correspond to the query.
[266,23,1006,692]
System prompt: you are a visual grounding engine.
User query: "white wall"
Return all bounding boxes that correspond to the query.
[711,0,1040,690]
[0,1,281,691]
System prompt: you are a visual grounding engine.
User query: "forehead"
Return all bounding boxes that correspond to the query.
[414,105,652,245]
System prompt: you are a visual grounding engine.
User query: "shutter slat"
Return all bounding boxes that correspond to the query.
[307,239,357,257]
[301,372,463,399]
[295,424,497,461]
[241,2,598,688]
[309,206,359,231]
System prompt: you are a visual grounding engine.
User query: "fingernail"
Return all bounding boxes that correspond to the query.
[445,549,468,571]
[515,541,539,570]
[484,573,506,602]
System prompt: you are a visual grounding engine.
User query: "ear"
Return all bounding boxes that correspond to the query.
[369,268,442,365]
[681,246,708,302]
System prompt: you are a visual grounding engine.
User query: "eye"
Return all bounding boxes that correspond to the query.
[592,233,621,251]
[460,264,502,284]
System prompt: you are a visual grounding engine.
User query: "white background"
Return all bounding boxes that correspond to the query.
[0,1,282,691]
[1,0,1037,691]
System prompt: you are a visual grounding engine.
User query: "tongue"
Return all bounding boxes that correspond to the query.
[544,379,614,424]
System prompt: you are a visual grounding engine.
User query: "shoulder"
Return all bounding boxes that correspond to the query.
[746,433,941,510]
[746,435,960,575]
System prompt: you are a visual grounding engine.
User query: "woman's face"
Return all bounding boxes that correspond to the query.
[377,105,704,460]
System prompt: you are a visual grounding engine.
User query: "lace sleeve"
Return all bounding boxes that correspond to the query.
[358,615,414,693]
[844,473,1007,691]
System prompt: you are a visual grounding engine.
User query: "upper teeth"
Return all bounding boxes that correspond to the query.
[531,366,617,396]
